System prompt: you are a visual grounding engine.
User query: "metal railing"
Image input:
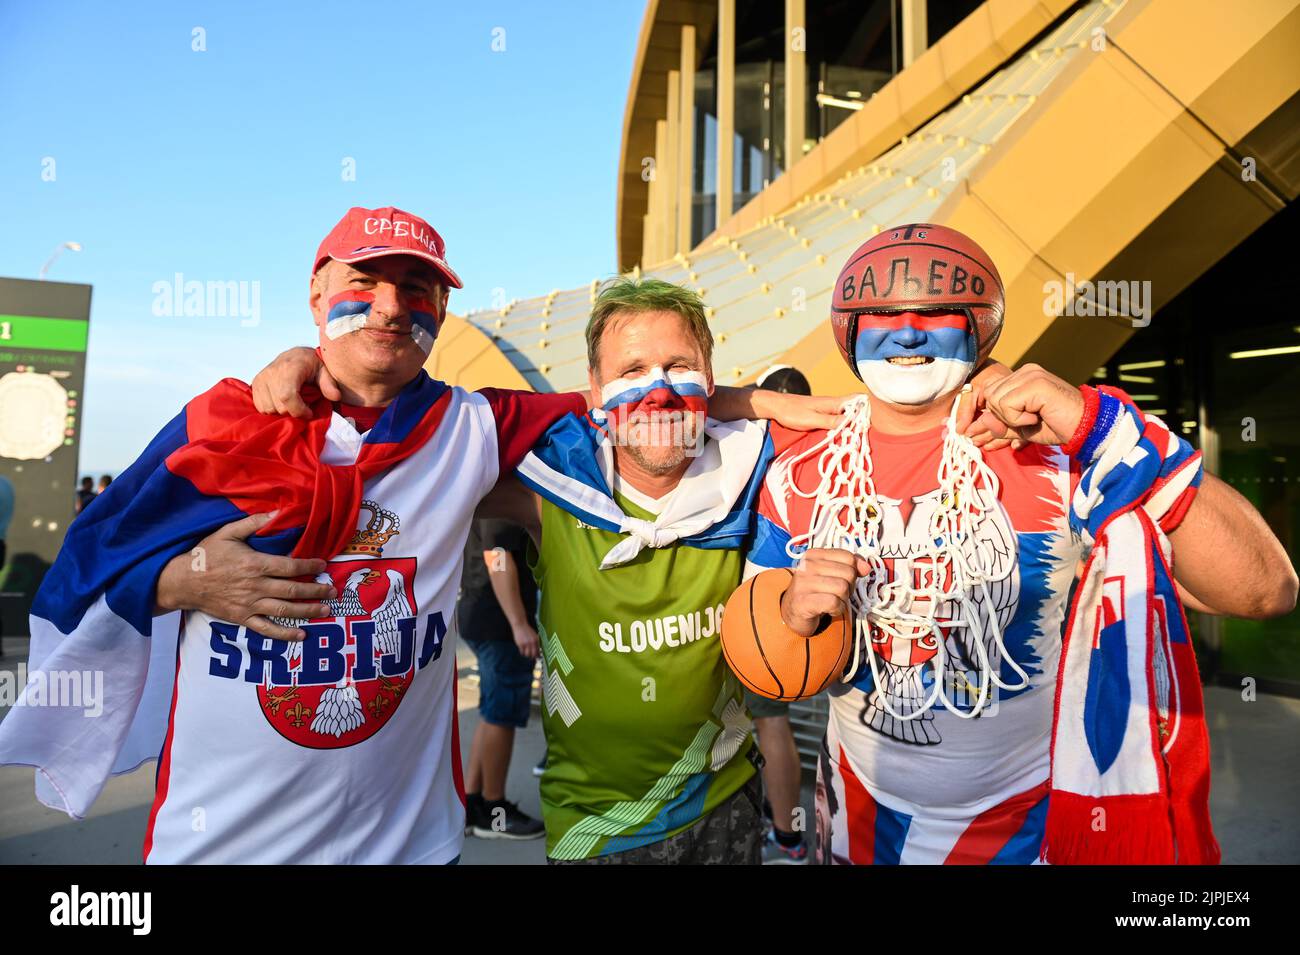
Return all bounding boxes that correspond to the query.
[788,695,829,772]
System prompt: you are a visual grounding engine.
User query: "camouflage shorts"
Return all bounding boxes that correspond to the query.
[548,772,764,866]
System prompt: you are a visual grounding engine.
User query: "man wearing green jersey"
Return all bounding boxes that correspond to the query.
[490,279,823,863]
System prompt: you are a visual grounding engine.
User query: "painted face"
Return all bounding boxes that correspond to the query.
[598,365,709,429]
[853,310,975,405]
[598,365,709,474]
[325,289,443,355]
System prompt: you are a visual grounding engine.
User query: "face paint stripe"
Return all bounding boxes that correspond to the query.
[324,290,440,354]
[410,310,440,333]
[325,291,374,339]
[855,356,975,405]
[411,325,437,355]
[609,368,708,390]
[406,297,441,316]
[856,312,969,332]
[327,299,372,321]
[328,290,375,307]
[325,290,372,341]
[409,311,440,356]
[325,313,368,340]
[599,368,709,411]
[606,392,710,410]
[601,381,709,410]
[854,324,975,362]
[603,396,709,415]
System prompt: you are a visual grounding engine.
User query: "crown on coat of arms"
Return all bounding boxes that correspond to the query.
[340,500,401,557]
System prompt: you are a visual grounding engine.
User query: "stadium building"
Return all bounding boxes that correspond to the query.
[427,0,1300,710]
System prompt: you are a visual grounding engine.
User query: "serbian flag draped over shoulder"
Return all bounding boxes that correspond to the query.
[0,371,452,818]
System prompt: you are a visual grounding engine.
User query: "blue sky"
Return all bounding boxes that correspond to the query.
[0,0,644,474]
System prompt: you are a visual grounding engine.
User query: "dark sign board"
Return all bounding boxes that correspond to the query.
[0,277,92,631]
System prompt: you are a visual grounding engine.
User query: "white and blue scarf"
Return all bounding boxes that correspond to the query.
[517,409,773,569]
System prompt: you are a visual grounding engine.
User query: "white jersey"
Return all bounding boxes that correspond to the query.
[144,388,534,864]
[751,424,1085,864]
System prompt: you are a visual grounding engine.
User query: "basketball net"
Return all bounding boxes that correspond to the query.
[783,387,1029,721]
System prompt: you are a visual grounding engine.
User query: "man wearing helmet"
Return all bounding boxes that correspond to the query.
[747,223,1295,865]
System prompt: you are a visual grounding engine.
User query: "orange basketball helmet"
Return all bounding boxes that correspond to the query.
[830,223,1005,378]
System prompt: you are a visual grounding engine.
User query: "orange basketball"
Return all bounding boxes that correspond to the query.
[720,568,853,702]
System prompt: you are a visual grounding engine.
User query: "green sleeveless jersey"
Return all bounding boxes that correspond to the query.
[529,492,755,860]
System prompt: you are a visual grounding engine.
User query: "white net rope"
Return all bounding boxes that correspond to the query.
[783,388,1028,720]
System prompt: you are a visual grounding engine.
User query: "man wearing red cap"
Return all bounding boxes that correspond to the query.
[0,207,606,864]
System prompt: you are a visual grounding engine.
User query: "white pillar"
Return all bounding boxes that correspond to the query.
[652,118,669,264]
[784,0,806,171]
[678,25,696,254]
[901,0,927,67]
[716,0,735,227]
[664,68,680,260]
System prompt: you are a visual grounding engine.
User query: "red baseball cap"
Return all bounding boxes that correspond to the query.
[313,206,462,289]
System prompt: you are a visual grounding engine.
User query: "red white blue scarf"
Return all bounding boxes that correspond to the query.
[1047,385,1219,864]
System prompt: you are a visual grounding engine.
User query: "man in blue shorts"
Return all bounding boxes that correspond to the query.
[459,518,546,839]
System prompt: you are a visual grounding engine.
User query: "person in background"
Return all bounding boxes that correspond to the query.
[97,474,113,495]
[75,476,96,514]
[749,364,813,865]
[754,365,810,398]
[0,475,12,654]
[459,518,546,840]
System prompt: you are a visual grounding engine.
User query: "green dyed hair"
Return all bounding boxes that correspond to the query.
[585,277,713,372]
